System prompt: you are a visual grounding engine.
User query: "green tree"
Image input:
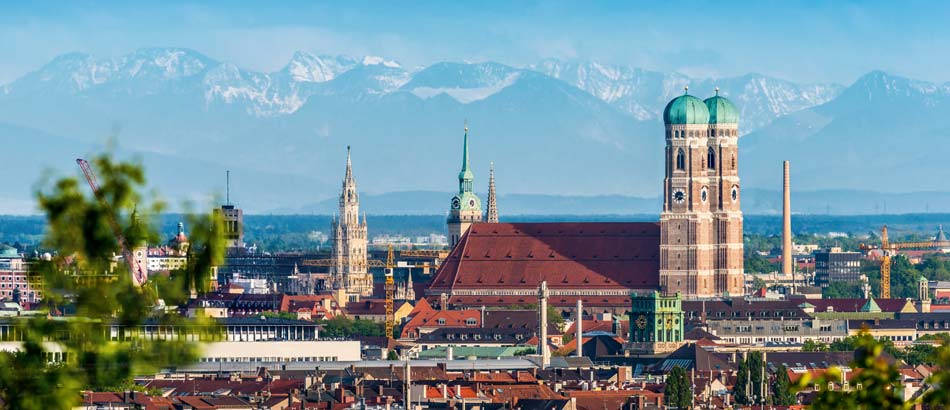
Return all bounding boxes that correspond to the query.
[901,343,936,366]
[803,339,830,352]
[386,350,400,360]
[0,153,224,410]
[666,365,691,409]
[733,352,765,405]
[745,252,779,274]
[823,281,864,298]
[772,365,796,406]
[734,356,750,405]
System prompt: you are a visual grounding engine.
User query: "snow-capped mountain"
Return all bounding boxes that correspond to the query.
[1,47,936,214]
[531,59,843,131]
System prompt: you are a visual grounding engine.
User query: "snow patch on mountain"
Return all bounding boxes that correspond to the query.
[410,72,521,103]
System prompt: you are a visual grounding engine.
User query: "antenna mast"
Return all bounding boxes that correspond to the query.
[226,170,231,205]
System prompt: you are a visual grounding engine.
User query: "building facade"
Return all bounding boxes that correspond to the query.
[629,291,685,354]
[447,125,483,247]
[331,147,373,299]
[660,88,744,298]
[814,249,862,288]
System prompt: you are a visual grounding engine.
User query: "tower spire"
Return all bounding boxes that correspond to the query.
[345,145,353,183]
[459,122,474,193]
[487,161,498,223]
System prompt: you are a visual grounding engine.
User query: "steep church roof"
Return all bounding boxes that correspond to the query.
[427,222,660,307]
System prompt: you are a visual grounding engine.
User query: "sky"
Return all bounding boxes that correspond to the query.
[2,1,950,85]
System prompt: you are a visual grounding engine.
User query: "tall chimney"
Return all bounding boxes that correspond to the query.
[575,299,583,358]
[782,161,793,278]
[539,281,549,368]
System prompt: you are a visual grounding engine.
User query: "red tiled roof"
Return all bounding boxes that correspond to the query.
[809,298,911,313]
[427,222,659,307]
[400,309,481,338]
[345,299,388,315]
[280,294,338,312]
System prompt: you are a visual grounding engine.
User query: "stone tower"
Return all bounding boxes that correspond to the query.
[447,125,483,247]
[331,146,372,300]
[659,87,744,298]
[486,162,499,223]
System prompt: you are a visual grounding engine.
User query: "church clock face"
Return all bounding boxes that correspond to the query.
[672,189,686,204]
[731,185,739,202]
[452,198,461,209]
[701,186,708,203]
[636,315,647,330]
[468,198,476,208]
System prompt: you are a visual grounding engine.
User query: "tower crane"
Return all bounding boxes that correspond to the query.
[384,245,395,339]
[76,158,147,286]
[862,225,950,298]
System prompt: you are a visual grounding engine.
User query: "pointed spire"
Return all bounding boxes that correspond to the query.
[458,121,474,193]
[487,161,499,223]
[344,145,354,184]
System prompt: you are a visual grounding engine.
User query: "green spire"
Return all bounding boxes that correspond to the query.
[458,122,474,193]
[860,296,882,313]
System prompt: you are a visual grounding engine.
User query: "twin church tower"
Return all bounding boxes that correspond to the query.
[660,87,744,298]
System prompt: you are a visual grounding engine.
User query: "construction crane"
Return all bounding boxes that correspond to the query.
[76,158,147,286]
[862,225,950,298]
[384,245,395,339]
[300,259,385,268]
[399,250,449,259]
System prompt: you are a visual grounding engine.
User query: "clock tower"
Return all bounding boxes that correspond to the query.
[447,124,483,247]
[660,87,744,298]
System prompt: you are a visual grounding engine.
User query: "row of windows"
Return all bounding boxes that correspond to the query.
[670,128,737,139]
[199,356,338,363]
[675,148,721,171]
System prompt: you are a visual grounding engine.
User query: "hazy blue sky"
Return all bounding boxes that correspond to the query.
[2,1,948,85]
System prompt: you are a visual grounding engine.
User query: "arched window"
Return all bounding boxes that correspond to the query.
[675,148,685,171]
[708,147,716,170]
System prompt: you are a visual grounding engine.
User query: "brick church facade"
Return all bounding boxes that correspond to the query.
[429,91,745,305]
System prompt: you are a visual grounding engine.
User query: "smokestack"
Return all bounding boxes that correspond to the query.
[575,299,583,358]
[782,161,793,277]
[539,281,549,368]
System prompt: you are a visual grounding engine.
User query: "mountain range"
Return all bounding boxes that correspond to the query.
[0,47,945,215]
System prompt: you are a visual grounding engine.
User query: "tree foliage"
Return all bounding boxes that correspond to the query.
[665,365,691,409]
[318,316,386,338]
[0,153,224,410]
[772,364,796,406]
[733,352,765,405]
[803,339,830,352]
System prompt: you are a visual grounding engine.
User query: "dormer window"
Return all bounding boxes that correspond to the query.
[437,318,446,326]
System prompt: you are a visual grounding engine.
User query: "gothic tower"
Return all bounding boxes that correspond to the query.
[705,89,745,297]
[447,124,483,247]
[659,87,744,298]
[486,162,499,223]
[331,146,372,300]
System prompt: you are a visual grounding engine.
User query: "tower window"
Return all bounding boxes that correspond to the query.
[708,147,716,170]
[676,149,685,171]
